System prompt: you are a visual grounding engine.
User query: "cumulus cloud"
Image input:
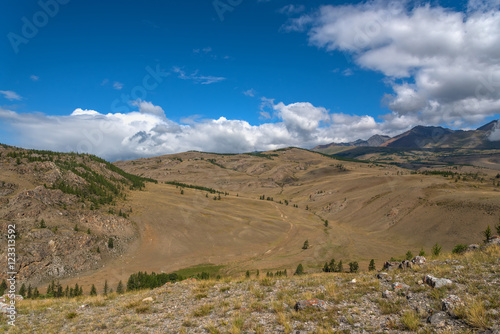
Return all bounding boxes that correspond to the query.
[286,0,500,127]
[0,90,22,101]
[0,101,415,161]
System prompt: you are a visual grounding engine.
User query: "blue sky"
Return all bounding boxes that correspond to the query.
[1,0,500,161]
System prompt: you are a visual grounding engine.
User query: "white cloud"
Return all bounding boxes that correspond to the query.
[342,68,354,77]
[489,121,500,141]
[279,4,305,15]
[0,100,417,161]
[243,89,256,97]
[0,90,22,101]
[287,0,500,127]
[30,75,39,81]
[113,81,124,90]
[172,67,226,85]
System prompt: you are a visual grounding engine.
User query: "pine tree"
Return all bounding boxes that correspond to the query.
[294,263,304,275]
[103,280,108,295]
[245,270,250,278]
[65,286,69,298]
[0,279,7,295]
[79,286,83,296]
[349,261,359,273]
[302,240,309,250]
[116,280,124,294]
[484,225,492,243]
[368,259,376,271]
[40,219,47,228]
[74,283,79,297]
[74,224,79,232]
[337,260,343,273]
[19,283,26,298]
[405,250,414,261]
[57,283,63,298]
[33,287,40,299]
[108,237,114,249]
[27,285,33,299]
[496,218,500,235]
[87,228,91,234]
[90,284,97,296]
[256,270,260,277]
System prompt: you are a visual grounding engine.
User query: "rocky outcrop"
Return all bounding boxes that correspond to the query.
[294,299,327,311]
[424,275,453,289]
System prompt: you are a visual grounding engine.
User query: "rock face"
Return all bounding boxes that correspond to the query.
[294,299,327,311]
[0,148,142,286]
[424,275,453,289]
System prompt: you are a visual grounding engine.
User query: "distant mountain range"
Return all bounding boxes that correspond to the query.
[314,120,500,153]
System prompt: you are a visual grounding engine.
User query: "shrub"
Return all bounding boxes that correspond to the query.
[432,243,442,257]
[452,244,468,254]
[302,240,309,250]
[39,219,47,228]
[419,248,426,256]
[108,238,114,249]
[405,250,413,260]
[66,312,77,320]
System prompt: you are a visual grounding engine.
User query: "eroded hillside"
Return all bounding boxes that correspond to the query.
[0,145,155,286]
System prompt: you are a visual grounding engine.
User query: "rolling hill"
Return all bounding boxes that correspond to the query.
[1,145,500,295]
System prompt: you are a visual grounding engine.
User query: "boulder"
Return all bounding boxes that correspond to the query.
[399,260,412,270]
[294,299,327,311]
[467,244,480,252]
[442,295,464,318]
[376,272,388,280]
[412,256,426,265]
[427,311,448,327]
[382,261,400,271]
[382,290,396,299]
[392,282,410,291]
[488,235,500,246]
[424,275,453,289]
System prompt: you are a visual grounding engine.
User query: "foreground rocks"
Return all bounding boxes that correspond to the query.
[6,245,500,333]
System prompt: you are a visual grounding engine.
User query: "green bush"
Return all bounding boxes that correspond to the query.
[452,244,468,254]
